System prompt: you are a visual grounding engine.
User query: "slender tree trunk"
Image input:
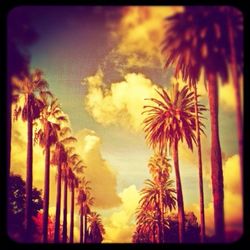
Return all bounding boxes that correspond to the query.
[227,15,243,192]
[43,123,50,243]
[172,139,185,243]
[207,74,225,242]
[62,170,68,243]
[54,149,62,243]
[80,205,83,243]
[84,213,87,243]
[70,184,75,243]
[25,94,33,242]
[159,185,165,243]
[193,84,206,242]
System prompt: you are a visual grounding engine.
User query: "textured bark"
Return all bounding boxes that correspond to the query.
[62,172,68,243]
[69,184,75,243]
[228,15,243,191]
[25,94,33,242]
[207,74,225,242]
[54,151,62,243]
[80,205,83,243]
[172,139,185,243]
[194,84,206,242]
[42,122,50,243]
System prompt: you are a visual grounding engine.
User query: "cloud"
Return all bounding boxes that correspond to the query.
[102,185,140,243]
[74,129,122,209]
[83,70,161,132]
[187,154,243,240]
[108,6,184,70]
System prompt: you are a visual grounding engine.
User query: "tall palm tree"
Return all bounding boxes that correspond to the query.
[143,84,197,242]
[51,128,76,243]
[12,69,48,241]
[35,96,70,243]
[87,212,105,243]
[77,178,94,243]
[223,6,243,188]
[68,156,85,243]
[161,7,241,241]
[147,153,172,242]
[68,168,78,243]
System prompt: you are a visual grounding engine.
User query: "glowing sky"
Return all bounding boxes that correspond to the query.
[10,6,243,242]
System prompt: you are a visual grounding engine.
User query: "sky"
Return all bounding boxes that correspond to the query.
[9,6,243,243]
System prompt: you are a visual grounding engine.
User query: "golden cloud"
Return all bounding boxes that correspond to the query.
[110,6,184,69]
[102,185,140,243]
[74,129,122,209]
[83,70,161,132]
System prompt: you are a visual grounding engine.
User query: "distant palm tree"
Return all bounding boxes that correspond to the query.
[68,156,85,243]
[147,153,171,242]
[161,7,242,240]
[135,178,176,243]
[87,212,105,243]
[143,84,197,242]
[13,69,48,241]
[51,131,76,243]
[77,178,94,243]
[68,168,78,243]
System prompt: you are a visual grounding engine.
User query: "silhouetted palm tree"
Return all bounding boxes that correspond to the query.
[143,84,197,242]
[87,212,105,243]
[50,125,76,243]
[13,69,48,241]
[148,153,172,242]
[135,178,176,243]
[77,178,94,243]
[161,7,242,240]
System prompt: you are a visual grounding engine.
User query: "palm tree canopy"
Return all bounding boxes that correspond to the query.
[161,6,243,86]
[148,153,172,184]
[143,84,205,152]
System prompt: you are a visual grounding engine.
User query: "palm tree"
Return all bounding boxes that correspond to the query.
[135,178,176,243]
[68,157,85,243]
[35,96,70,243]
[12,69,48,241]
[87,212,105,243]
[77,178,94,243]
[68,168,78,243]
[51,128,76,243]
[161,7,242,240]
[143,84,197,242]
[147,153,172,242]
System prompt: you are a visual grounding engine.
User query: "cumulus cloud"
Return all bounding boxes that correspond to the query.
[108,6,184,70]
[102,185,140,243]
[83,71,161,132]
[74,129,122,209]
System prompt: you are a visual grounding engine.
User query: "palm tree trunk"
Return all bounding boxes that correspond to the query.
[84,213,87,243]
[62,170,68,243]
[25,94,33,242]
[54,150,62,243]
[42,123,50,243]
[70,184,75,243]
[80,205,83,243]
[172,138,185,243]
[193,84,206,242]
[207,74,225,242]
[227,15,243,191]
[159,185,165,243]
